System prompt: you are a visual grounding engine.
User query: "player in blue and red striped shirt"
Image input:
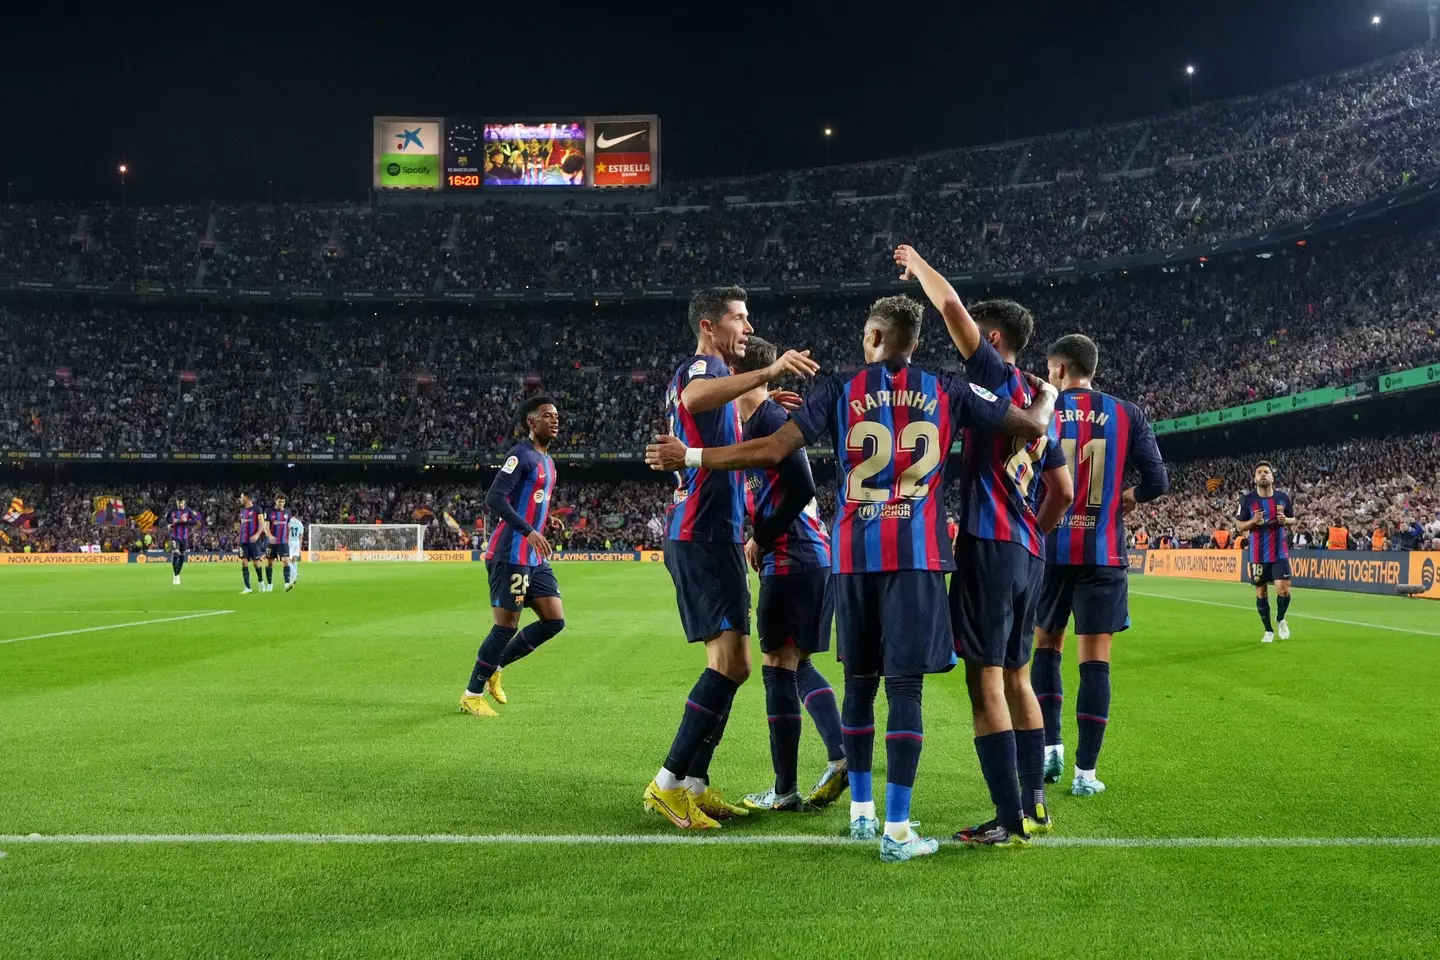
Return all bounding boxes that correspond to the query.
[898,244,1075,846]
[1032,334,1169,798]
[166,496,198,586]
[722,338,847,815]
[648,295,1056,861]
[643,287,821,832]
[461,396,567,717]
[263,495,293,594]
[1236,462,1298,643]
[237,493,266,595]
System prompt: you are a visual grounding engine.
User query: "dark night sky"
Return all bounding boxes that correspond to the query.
[5,1,1433,205]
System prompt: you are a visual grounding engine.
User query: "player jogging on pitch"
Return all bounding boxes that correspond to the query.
[166,496,199,586]
[897,245,1075,845]
[461,396,568,717]
[1236,461,1297,643]
[1031,334,1169,797]
[648,295,1057,860]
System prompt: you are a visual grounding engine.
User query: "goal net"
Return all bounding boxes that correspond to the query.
[307,524,427,561]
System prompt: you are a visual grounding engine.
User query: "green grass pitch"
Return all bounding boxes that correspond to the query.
[2,562,1438,958]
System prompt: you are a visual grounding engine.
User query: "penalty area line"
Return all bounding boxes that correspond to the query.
[0,833,1437,849]
[1129,589,1440,638]
[0,611,236,646]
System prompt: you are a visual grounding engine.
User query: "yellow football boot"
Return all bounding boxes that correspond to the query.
[690,785,750,821]
[643,780,720,830]
[459,692,498,717]
[486,669,508,705]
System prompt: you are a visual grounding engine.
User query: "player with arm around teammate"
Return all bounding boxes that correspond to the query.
[460,396,568,717]
[1235,461,1297,643]
[897,244,1074,844]
[1031,334,1170,797]
[649,295,1056,860]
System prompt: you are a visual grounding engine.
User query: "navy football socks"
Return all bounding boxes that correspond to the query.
[264,565,273,585]
[883,675,924,826]
[1032,648,1064,747]
[795,659,845,762]
[466,624,518,694]
[1257,597,1273,631]
[1014,727,1048,819]
[663,668,738,780]
[500,619,565,666]
[975,730,1024,832]
[841,672,880,807]
[242,566,251,589]
[1277,594,1290,622]
[1075,660,1111,772]
[762,666,802,795]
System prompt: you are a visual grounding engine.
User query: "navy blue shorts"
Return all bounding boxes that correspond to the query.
[758,569,833,654]
[1249,558,1292,586]
[1036,563,1130,637]
[833,571,953,676]
[664,540,751,642]
[171,542,189,556]
[951,536,1043,670]
[487,560,561,612]
[267,542,290,561]
[240,542,265,562]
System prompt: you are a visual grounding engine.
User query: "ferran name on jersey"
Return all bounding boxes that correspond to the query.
[848,387,939,418]
[1055,406,1112,426]
[855,502,913,521]
[501,456,520,474]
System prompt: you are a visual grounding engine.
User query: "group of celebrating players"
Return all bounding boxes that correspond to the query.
[163,494,304,593]
[451,240,1301,861]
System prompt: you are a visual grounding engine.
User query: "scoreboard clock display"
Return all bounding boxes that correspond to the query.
[444,120,483,191]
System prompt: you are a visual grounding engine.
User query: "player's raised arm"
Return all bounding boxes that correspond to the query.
[647,420,807,473]
[895,244,981,360]
[682,350,820,414]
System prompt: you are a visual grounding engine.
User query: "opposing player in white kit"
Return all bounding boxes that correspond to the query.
[287,515,304,587]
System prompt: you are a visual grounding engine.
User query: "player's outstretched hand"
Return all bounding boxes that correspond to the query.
[744,538,763,573]
[768,349,820,381]
[894,244,926,281]
[646,434,687,472]
[525,529,553,560]
[767,388,803,411]
[1121,487,1138,516]
[1021,370,1058,400]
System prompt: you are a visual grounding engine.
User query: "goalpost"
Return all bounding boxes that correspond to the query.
[307,524,428,562]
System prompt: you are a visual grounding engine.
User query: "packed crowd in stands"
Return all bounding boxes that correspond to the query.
[4,431,1437,554]
[3,49,1440,292]
[2,222,1437,455]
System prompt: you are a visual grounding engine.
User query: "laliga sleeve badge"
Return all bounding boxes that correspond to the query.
[501,456,520,474]
[969,382,999,402]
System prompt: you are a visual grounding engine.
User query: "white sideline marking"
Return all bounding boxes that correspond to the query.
[0,611,235,646]
[0,833,1436,849]
[1130,589,1440,638]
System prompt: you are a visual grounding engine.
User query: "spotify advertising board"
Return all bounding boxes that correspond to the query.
[373,118,443,190]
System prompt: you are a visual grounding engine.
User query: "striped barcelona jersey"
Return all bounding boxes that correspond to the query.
[484,439,556,566]
[960,341,1067,557]
[664,354,750,543]
[1237,490,1293,563]
[790,360,1011,574]
[167,507,197,544]
[266,508,291,542]
[1044,388,1165,567]
[239,506,261,542]
[744,398,830,576]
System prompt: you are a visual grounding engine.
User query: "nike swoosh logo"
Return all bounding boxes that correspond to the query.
[650,793,691,827]
[596,130,644,149]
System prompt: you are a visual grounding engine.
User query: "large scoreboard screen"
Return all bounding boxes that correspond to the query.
[376,115,658,192]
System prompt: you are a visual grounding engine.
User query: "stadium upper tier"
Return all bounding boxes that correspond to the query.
[3,49,1440,291]
[1,225,1437,456]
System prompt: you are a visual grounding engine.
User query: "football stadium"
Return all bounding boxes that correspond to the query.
[4,6,1440,958]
